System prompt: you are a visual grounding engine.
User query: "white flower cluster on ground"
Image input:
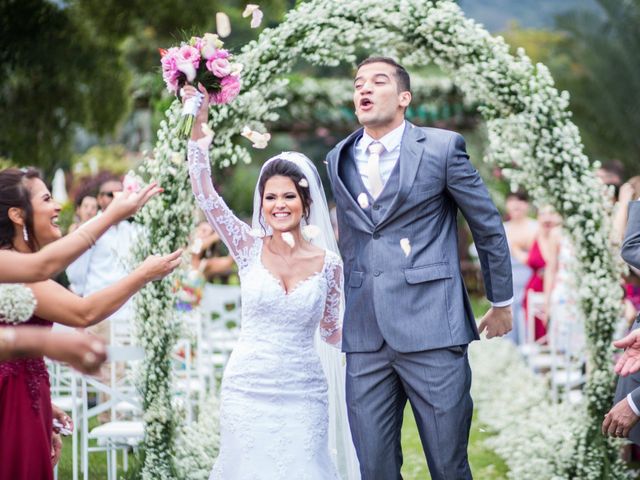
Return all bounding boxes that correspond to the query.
[132,1,625,477]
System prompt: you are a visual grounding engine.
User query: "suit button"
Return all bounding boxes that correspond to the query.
[373,270,381,277]
[373,232,380,239]
[373,204,381,211]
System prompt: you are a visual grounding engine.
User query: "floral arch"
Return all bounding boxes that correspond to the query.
[133,0,626,478]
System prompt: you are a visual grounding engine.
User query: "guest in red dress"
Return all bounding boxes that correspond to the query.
[523,206,561,341]
[0,168,181,479]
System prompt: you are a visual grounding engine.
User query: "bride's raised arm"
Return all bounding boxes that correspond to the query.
[185,85,257,270]
[320,253,343,348]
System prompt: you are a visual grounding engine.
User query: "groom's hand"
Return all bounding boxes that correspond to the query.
[478,306,512,339]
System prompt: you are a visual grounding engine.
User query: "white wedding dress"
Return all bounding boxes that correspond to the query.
[187,141,343,480]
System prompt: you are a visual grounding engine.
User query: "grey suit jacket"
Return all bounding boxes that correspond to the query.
[326,123,513,353]
[614,201,640,444]
[622,201,640,270]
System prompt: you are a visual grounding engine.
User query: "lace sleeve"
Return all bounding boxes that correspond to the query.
[320,251,343,348]
[187,140,257,270]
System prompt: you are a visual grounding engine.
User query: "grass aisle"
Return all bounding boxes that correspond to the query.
[400,406,508,480]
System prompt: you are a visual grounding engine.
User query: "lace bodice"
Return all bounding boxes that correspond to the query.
[187,140,342,347]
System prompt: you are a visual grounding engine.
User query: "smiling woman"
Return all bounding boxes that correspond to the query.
[0,168,182,480]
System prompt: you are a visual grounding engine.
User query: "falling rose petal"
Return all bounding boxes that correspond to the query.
[302,224,321,240]
[242,4,260,17]
[282,232,295,248]
[201,122,215,138]
[357,193,369,209]
[400,238,411,257]
[299,178,309,188]
[241,126,271,149]
[216,12,232,38]
[250,9,263,28]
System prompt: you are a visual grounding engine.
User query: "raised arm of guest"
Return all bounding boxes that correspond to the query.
[0,171,162,282]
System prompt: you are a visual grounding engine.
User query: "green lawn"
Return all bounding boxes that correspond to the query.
[401,407,508,479]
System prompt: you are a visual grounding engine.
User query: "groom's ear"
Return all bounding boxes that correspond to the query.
[399,91,411,109]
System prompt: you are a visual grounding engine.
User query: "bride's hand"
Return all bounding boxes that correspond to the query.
[182,84,210,140]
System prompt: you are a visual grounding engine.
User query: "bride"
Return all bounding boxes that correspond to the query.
[182,85,360,480]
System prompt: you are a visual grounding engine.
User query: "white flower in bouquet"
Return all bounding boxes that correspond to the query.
[0,284,37,324]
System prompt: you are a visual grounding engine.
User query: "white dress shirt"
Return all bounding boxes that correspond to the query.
[66,212,137,321]
[355,121,406,193]
[355,121,513,308]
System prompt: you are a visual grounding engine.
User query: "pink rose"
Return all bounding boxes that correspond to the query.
[211,75,241,104]
[161,47,181,92]
[177,45,201,69]
[206,57,232,78]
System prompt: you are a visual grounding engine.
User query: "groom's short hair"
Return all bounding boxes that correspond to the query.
[357,57,411,93]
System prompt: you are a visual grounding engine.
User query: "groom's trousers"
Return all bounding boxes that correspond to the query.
[346,342,473,480]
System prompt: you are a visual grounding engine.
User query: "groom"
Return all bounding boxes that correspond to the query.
[326,57,513,479]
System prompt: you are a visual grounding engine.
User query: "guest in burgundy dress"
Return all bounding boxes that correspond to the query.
[0,168,181,479]
[523,206,561,341]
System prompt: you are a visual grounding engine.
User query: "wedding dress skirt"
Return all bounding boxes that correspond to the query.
[209,252,342,479]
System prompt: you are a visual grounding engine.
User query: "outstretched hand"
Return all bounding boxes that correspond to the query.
[105,182,164,223]
[478,306,512,339]
[614,329,640,376]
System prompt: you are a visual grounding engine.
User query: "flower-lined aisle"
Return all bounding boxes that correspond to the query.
[470,339,584,479]
[131,0,625,477]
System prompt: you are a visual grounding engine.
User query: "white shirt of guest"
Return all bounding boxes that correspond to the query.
[66,212,137,321]
[355,121,406,193]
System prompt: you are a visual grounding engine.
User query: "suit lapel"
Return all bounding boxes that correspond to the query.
[376,123,426,229]
[332,129,375,230]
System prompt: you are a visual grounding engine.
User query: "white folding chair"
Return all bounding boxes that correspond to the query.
[80,345,144,480]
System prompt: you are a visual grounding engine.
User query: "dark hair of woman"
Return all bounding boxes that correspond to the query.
[0,167,42,252]
[257,159,313,233]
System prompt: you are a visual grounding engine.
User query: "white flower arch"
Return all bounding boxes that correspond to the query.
[133,1,627,478]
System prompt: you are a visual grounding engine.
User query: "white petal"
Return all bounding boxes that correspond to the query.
[298,178,309,188]
[250,9,263,28]
[302,224,320,240]
[216,12,231,38]
[242,4,260,17]
[400,238,411,257]
[201,123,215,138]
[357,193,369,209]
[282,232,295,248]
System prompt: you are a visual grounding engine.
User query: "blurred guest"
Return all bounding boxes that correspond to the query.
[66,178,136,342]
[607,191,640,441]
[68,193,98,233]
[0,167,181,480]
[190,220,234,281]
[597,159,625,201]
[503,190,537,345]
[544,223,585,357]
[523,206,561,342]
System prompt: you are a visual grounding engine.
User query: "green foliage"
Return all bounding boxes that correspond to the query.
[501,1,640,173]
[0,0,131,176]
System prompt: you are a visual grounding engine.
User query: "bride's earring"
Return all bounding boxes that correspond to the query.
[22,225,29,242]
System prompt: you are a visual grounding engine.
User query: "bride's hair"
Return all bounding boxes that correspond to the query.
[0,168,42,252]
[257,158,313,229]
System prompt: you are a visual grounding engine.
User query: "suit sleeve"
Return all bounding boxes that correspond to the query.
[444,132,513,303]
[622,201,640,270]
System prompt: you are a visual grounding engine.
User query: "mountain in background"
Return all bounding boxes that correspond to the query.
[457,0,604,31]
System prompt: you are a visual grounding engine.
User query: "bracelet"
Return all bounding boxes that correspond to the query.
[0,327,17,353]
[76,228,97,248]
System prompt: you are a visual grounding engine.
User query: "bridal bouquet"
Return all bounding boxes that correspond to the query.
[160,33,242,138]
